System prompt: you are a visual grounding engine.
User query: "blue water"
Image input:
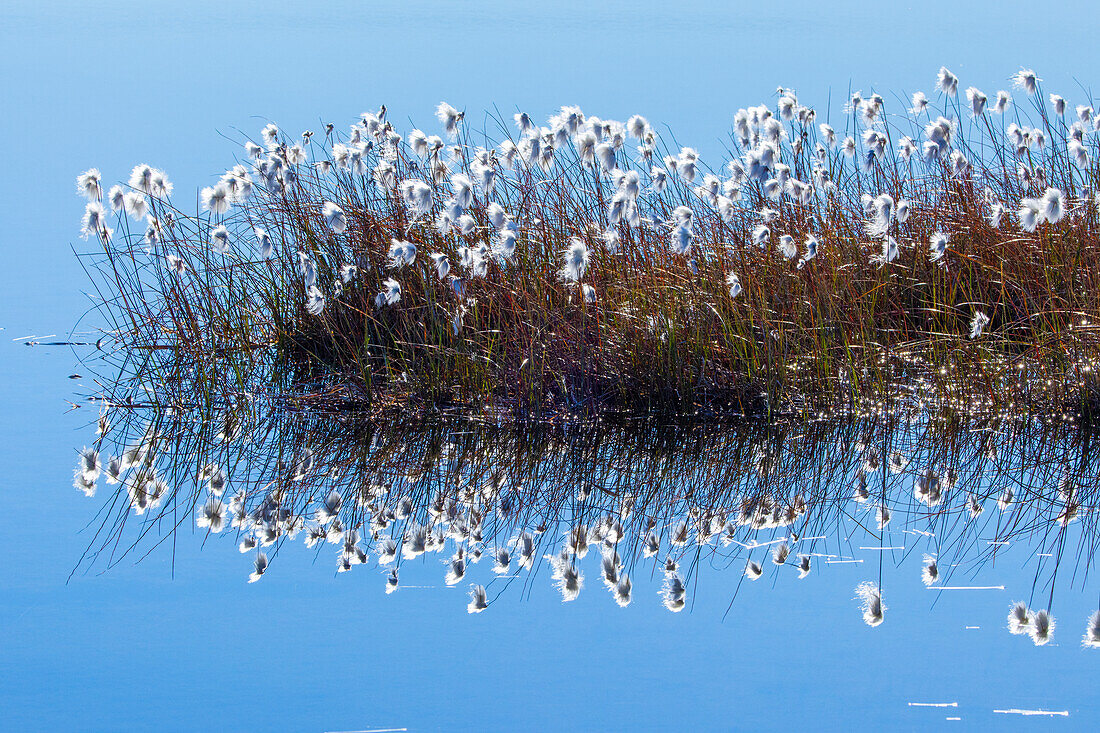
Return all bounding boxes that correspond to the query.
[3,1,1099,730]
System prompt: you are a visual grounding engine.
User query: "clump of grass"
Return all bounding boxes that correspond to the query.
[74,67,1100,420]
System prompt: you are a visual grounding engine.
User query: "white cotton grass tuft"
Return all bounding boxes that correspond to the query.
[376,538,398,565]
[874,236,899,267]
[436,102,464,139]
[1069,139,1089,168]
[778,234,797,261]
[1017,198,1041,232]
[627,114,649,139]
[76,168,103,201]
[399,178,433,216]
[1013,69,1041,95]
[315,489,342,524]
[255,227,274,259]
[929,232,948,263]
[921,554,939,585]
[122,192,148,221]
[910,91,929,116]
[204,465,227,495]
[165,254,191,277]
[210,225,230,254]
[107,185,125,212]
[970,311,990,339]
[375,278,402,309]
[496,226,518,260]
[797,555,811,579]
[937,66,959,96]
[866,193,895,237]
[201,183,231,215]
[450,173,474,209]
[1040,187,1065,224]
[726,272,742,299]
[338,264,358,286]
[559,237,589,282]
[1029,609,1054,646]
[772,543,790,566]
[305,285,325,316]
[387,239,417,269]
[1082,610,1100,648]
[128,164,154,194]
[752,224,770,247]
[467,584,488,613]
[430,252,450,280]
[670,224,693,256]
[797,235,818,269]
[855,581,885,627]
[81,201,111,242]
[966,87,987,116]
[455,213,477,237]
[322,201,346,233]
[1049,93,1067,116]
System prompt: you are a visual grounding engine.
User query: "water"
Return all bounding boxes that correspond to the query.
[5,2,1100,730]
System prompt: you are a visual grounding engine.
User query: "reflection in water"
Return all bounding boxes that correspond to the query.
[72,399,1100,648]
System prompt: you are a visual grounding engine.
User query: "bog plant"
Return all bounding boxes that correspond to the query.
[73,66,1100,420]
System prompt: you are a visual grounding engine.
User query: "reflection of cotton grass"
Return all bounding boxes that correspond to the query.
[556,565,583,602]
[921,555,939,585]
[1082,611,1100,648]
[856,581,885,627]
[467,584,488,613]
[745,559,763,580]
[662,574,686,612]
[1007,602,1031,635]
[248,552,268,583]
[1029,610,1054,646]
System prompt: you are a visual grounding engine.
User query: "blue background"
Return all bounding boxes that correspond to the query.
[2,1,1098,730]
